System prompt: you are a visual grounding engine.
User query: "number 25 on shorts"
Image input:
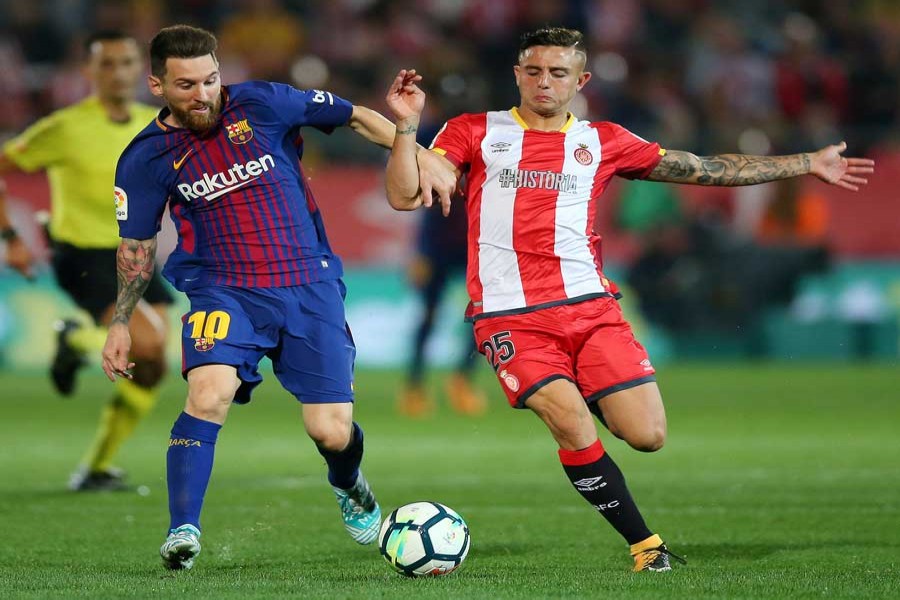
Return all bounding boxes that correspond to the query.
[481,331,515,371]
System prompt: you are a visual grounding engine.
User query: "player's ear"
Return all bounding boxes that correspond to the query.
[148,75,164,98]
[576,71,591,91]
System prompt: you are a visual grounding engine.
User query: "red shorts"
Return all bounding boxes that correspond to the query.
[473,297,655,408]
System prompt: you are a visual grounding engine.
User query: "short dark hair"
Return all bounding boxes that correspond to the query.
[150,25,218,78]
[83,30,134,54]
[518,27,586,62]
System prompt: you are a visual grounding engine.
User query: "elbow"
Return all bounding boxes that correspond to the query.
[386,191,421,212]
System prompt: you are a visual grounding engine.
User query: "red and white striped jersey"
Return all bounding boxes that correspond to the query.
[431,107,665,320]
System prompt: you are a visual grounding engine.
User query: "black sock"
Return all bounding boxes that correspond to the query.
[559,439,653,545]
[317,421,364,489]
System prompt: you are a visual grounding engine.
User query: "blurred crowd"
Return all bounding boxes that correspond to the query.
[1,0,898,157]
[1,0,897,338]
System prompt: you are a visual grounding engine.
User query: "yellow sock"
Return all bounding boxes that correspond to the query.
[83,379,158,472]
[68,324,108,354]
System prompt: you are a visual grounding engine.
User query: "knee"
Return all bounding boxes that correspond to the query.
[529,400,595,450]
[611,422,666,452]
[186,373,239,422]
[307,419,352,452]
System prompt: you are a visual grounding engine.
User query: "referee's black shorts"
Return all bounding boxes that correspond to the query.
[51,241,174,324]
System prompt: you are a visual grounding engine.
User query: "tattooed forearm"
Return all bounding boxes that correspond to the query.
[396,116,419,136]
[647,150,811,186]
[112,237,157,326]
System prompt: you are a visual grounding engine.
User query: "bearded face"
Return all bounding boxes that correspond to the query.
[150,54,222,133]
[166,92,222,133]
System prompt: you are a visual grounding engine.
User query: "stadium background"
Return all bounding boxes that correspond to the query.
[1,0,898,370]
[0,2,898,597]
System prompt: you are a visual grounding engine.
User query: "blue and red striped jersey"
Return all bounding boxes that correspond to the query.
[115,81,352,291]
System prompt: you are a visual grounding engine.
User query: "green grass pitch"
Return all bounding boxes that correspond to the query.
[0,363,897,598]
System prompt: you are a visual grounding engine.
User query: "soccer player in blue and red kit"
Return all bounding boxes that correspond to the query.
[101,24,453,570]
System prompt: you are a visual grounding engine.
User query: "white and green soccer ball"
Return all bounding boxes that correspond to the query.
[378,501,470,577]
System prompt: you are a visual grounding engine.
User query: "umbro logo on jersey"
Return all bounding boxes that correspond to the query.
[173,148,193,170]
[177,154,275,202]
[490,141,512,153]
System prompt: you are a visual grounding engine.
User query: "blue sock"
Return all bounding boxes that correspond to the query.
[317,422,364,489]
[167,412,221,531]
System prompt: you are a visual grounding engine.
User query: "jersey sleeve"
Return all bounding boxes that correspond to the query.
[607,123,666,180]
[429,114,477,170]
[114,147,169,240]
[1,112,65,171]
[264,82,353,132]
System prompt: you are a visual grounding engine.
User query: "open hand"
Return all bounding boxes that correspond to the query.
[810,141,875,191]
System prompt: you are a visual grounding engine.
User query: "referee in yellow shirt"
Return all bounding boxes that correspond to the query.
[0,30,172,491]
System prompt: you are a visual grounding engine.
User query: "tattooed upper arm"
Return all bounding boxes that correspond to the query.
[112,237,157,325]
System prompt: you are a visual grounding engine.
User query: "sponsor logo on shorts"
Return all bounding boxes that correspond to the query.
[499,369,519,392]
[574,143,593,165]
[574,476,607,491]
[640,358,653,371]
[194,337,215,352]
[114,186,128,220]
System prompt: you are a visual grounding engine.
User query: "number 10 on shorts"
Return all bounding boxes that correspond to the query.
[187,310,231,341]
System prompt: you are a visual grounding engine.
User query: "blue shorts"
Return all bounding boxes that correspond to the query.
[180,279,356,404]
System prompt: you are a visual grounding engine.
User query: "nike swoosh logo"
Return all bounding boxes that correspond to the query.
[173,149,193,170]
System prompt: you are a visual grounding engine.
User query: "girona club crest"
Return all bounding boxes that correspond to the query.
[574,143,593,165]
[194,337,215,352]
[226,119,254,144]
[499,369,520,392]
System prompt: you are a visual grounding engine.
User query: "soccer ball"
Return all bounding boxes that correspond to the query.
[378,501,470,577]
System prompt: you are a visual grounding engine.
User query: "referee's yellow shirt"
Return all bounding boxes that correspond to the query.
[3,96,159,248]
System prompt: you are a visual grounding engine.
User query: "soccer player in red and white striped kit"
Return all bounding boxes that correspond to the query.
[384,26,874,572]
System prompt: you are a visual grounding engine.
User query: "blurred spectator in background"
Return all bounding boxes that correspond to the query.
[398,101,486,418]
[0,30,172,491]
[0,0,897,366]
[218,0,305,81]
[399,200,486,418]
[625,180,830,342]
[756,175,829,248]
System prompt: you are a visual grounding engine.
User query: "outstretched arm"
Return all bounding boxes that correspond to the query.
[349,96,458,212]
[384,69,459,214]
[647,141,874,191]
[348,105,398,150]
[101,236,157,381]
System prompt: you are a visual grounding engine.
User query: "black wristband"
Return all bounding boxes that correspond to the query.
[1,227,18,241]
